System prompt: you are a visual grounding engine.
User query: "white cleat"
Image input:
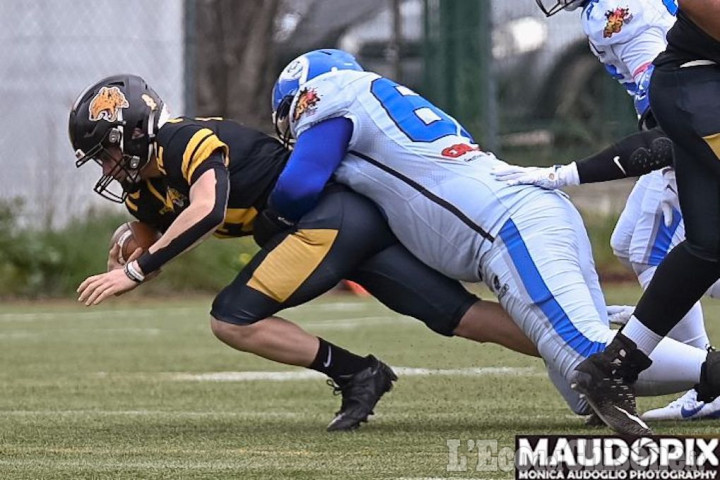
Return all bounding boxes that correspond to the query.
[642,388,720,421]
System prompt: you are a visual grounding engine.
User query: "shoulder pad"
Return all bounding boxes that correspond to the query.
[584,0,665,47]
[156,119,228,184]
[289,71,364,138]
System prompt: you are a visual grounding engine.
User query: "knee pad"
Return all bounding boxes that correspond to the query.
[210,288,262,326]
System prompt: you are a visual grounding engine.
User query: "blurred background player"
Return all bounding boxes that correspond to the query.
[68,74,542,431]
[495,0,720,422]
[265,48,720,435]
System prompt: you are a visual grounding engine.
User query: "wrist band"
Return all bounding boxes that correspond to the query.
[124,261,145,283]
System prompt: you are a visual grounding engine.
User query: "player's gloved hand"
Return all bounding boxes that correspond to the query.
[606,305,635,327]
[660,167,679,228]
[253,209,295,247]
[491,162,580,189]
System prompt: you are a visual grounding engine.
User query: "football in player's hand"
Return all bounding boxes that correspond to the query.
[109,221,161,264]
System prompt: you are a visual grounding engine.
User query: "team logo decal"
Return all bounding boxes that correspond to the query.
[603,7,632,38]
[88,86,129,122]
[166,187,188,209]
[293,87,320,122]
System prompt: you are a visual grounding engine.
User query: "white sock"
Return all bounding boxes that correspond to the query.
[623,315,663,355]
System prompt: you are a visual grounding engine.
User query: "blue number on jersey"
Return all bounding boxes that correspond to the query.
[662,0,678,15]
[370,77,472,143]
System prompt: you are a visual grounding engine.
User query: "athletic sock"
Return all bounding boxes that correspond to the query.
[622,316,663,356]
[309,338,372,383]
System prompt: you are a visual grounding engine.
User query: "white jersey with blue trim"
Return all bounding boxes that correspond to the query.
[290,70,550,281]
[581,0,676,93]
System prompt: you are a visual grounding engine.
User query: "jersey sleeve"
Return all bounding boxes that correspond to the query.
[289,73,355,139]
[155,118,229,186]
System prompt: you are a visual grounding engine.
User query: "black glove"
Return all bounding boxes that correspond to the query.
[253,209,295,247]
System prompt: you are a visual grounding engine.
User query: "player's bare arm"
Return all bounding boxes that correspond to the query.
[78,159,228,306]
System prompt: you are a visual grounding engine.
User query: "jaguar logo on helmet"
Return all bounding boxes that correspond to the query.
[88,86,130,122]
[603,7,633,38]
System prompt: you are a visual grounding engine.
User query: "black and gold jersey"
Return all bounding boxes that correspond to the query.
[129,117,289,238]
[124,178,177,233]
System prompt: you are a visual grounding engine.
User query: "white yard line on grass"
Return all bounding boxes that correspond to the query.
[168,366,539,382]
[0,307,199,322]
[0,409,302,418]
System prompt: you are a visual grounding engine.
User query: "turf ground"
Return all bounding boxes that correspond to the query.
[1,285,718,479]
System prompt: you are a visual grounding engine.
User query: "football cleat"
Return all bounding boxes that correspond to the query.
[326,355,397,432]
[571,334,653,436]
[642,388,720,421]
[584,412,605,427]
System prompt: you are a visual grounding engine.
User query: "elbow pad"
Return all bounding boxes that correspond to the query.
[625,136,674,177]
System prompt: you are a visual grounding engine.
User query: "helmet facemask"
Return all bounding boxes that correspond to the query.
[272,95,295,149]
[74,125,150,203]
[535,0,586,16]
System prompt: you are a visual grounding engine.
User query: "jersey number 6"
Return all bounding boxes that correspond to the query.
[370,78,472,143]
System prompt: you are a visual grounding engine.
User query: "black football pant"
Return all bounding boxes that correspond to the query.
[211,185,478,336]
[634,63,720,337]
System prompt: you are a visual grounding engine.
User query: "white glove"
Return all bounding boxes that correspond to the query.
[491,162,580,189]
[660,167,679,228]
[606,305,634,327]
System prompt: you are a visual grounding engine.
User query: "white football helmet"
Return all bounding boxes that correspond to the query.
[535,0,587,16]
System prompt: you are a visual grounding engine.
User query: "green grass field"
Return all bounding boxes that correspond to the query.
[1,285,719,479]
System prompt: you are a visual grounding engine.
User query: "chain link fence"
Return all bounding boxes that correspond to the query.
[0,0,187,228]
[0,0,638,229]
[341,0,637,163]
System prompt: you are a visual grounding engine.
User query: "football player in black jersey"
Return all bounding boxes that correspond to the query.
[69,74,539,431]
[566,1,720,436]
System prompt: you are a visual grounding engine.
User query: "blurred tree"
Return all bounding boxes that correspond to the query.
[191,0,386,131]
[194,0,281,131]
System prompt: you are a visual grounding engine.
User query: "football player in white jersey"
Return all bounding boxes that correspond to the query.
[496,0,720,422]
[262,49,720,435]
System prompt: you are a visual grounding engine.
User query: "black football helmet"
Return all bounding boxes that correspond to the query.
[68,74,164,202]
[535,0,588,16]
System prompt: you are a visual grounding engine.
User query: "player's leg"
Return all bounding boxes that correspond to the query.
[636,266,710,349]
[348,244,540,357]
[211,186,399,430]
[573,65,720,435]
[613,173,716,419]
[610,177,647,271]
[483,192,616,415]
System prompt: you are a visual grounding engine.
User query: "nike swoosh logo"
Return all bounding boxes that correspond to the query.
[323,348,332,368]
[613,156,627,175]
[681,404,705,418]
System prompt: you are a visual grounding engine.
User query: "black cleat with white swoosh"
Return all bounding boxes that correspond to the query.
[326,355,397,432]
[571,333,653,436]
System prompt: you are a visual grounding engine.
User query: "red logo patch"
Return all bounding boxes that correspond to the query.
[293,87,320,122]
[603,7,632,38]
